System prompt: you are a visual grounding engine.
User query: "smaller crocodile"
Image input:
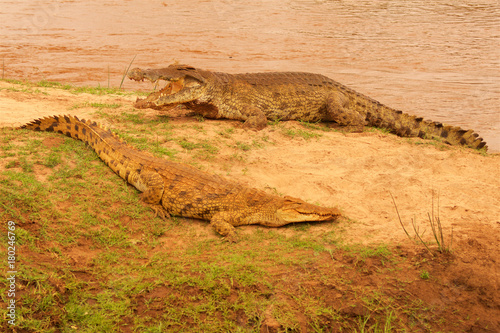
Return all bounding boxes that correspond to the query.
[19,115,341,242]
[128,65,487,150]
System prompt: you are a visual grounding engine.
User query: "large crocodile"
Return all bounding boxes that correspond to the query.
[128,65,487,150]
[18,115,341,242]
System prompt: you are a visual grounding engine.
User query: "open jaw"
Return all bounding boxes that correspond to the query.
[132,77,186,110]
[128,67,205,109]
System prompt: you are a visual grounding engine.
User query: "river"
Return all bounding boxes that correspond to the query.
[1,0,498,150]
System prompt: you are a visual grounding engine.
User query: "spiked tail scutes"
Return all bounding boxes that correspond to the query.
[17,114,158,181]
[366,106,487,150]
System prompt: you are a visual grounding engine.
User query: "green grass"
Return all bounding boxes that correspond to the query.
[420,270,430,280]
[0,78,139,96]
[70,102,122,110]
[235,141,252,151]
[281,127,323,140]
[176,137,219,160]
[36,80,72,90]
[299,120,332,132]
[269,119,325,140]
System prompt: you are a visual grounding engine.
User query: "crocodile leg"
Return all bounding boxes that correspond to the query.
[128,170,170,219]
[210,212,239,242]
[241,105,268,130]
[325,91,366,131]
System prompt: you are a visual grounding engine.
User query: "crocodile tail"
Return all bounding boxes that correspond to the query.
[18,114,118,147]
[17,115,148,179]
[366,106,487,150]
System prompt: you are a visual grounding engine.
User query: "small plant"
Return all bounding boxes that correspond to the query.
[420,270,430,280]
[391,192,453,255]
[428,194,453,253]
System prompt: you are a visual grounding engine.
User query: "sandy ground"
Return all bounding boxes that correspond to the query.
[1,80,499,249]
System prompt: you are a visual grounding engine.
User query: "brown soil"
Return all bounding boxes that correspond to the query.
[0,81,499,332]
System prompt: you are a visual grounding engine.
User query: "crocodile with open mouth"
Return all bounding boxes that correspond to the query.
[128,64,487,150]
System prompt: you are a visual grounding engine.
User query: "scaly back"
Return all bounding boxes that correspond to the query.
[17,115,229,185]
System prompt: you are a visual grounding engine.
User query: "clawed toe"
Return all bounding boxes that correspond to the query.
[148,204,170,220]
[224,233,239,243]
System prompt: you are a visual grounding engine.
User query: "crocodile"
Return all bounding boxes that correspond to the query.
[18,115,341,242]
[128,64,487,150]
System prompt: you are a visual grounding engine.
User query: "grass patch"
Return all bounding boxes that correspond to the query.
[281,127,322,140]
[420,270,430,280]
[177,138,218,159]
[235,141,252,151]
[299,120,332,132]
[36,80,72,90]
[1,85,48,95]
[70,101,122,110]
[0,78,137,96]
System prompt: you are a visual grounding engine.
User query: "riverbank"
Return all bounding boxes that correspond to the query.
[0,79,498,332]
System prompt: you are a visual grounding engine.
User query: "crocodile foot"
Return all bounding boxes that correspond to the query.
[224,233,239,243]
[242,107,268,130]
[147,203,171,220]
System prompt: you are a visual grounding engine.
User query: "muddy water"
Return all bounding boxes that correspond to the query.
[1,0,499,150]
